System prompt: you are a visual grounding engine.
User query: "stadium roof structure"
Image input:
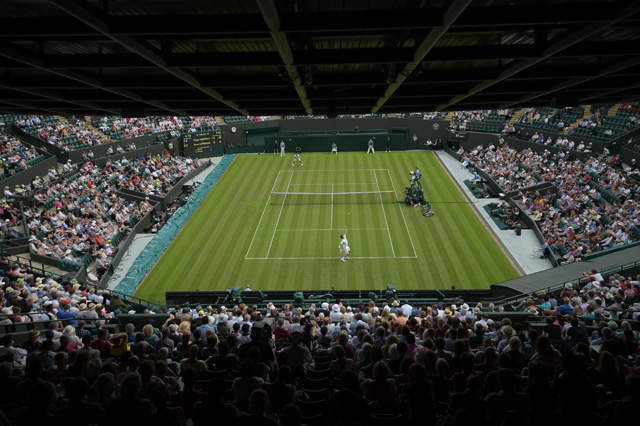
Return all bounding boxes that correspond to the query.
[1,0,640,117]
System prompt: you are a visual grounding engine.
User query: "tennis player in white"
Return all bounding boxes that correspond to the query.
[339,226,350,262]
[292,152,303,166]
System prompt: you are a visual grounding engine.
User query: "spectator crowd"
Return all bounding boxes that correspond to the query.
[458,143,640,260]
[0,272,639,425]
[16,115,221,150]
[97,116,220,140]
[0,134,43,177]
[22,150,201,270]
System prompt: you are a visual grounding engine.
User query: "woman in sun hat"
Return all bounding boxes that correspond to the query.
[22,329,42,353]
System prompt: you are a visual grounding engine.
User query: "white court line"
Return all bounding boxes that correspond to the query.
[246,256,418,260]
[330,183,334,229]
[246,168,418,260]
[289,183,377,186]
[374,170,396,257]
[291,169,390,172]
[245,170,282,259]
[265,171,294,258]
[387,169,417,257]
[277,228,388,232]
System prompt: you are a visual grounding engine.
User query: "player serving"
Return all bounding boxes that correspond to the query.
[339,226,350,262]
[292,151,303,166]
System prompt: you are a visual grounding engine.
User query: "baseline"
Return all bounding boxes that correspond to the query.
[246,256,418,260]
[289,169,390,172]
[276,228,388,232]
[289,183,377,186]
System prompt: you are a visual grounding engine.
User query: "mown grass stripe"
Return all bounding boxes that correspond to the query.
[135,152,519,301]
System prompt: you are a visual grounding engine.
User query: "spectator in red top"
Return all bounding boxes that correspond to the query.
[332,332,356,361]
[273,318,289,340]
[90,329,112,358]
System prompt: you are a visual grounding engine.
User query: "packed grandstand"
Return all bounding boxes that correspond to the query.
[1,105,640,426]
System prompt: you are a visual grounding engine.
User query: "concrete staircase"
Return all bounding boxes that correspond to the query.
[441,111,456,121]
[50,115,70,127]
[607,103,623,116]
[567,105,591,130]
[505,108,526,125]
[84,115,111,140]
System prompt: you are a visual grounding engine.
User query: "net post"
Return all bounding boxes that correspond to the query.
[392,192,395,203]
[270,192,272,205]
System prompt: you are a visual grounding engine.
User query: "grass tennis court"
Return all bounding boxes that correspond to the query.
[246,168,414,260]
[135,152,520,301]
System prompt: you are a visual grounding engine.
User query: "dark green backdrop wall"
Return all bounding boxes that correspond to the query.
[274,133,404,152]
[220,118,450,151]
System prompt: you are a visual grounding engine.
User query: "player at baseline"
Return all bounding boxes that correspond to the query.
[339,226,350,262]
[292,152,303,166]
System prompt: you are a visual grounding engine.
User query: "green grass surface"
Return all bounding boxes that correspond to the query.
[135,152,519,301]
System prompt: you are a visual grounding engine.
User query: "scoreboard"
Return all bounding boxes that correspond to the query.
[450,130,468,140]
[181,130,224,157]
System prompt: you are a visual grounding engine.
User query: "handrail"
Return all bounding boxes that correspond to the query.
[493,259,640,308]
[4,254,60,278]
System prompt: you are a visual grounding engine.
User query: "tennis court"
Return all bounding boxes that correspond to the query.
[245,168,417,260]
[136,152,519,300]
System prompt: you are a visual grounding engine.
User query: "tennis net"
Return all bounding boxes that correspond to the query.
[270,191,395,205]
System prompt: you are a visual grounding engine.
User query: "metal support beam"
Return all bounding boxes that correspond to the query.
[371,0,472,113]
[581,79,640,103]
[0,99,72,116]
[1,5,632,38]
[0,41,630,70]
[48,0,248,115]
[500,56,640,108]
[0,79,118,115]
[0,44,186,116]
[436,0,640,111]
[257,0,312,114]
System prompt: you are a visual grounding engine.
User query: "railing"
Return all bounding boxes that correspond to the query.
[493,259,640,309]
[1,254,61,278]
